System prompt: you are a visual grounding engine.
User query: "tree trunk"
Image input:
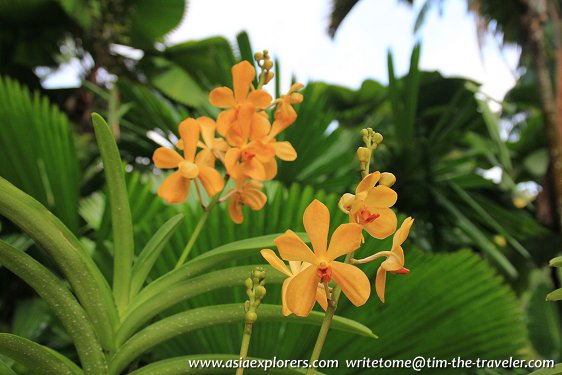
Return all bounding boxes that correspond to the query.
[523,0,562,234]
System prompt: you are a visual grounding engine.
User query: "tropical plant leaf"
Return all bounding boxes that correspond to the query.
[0,76,80,232]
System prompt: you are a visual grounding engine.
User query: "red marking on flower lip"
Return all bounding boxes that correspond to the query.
[316,265,332,283]
[391,267,410,275]
[359,209,380,224]
[241,150,255,162]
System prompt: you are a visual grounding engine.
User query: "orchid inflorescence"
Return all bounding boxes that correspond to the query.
[261,128,414,317]
[152,53,302,224]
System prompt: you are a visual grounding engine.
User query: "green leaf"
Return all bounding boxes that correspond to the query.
[0,358,17,375]
[0,177,118,352]
[0,76,80,232]
[11,299,52,341]
[449,182,530,258]
[129,0,185,45]
[92,113,134,313]
[0,334,83,375]
[528,364,562,375]
[110,304,376,375]
[134,233,308,306]
[523,149,549,177]
[550,256,562,268]
[119,265,287,346]
[0,241,107,374]
[130,213,184,298]
[527,282,561,358]
[547,288,562,301]
[128,355,316,375]
[433,188,518,277]
[146,57,208,108]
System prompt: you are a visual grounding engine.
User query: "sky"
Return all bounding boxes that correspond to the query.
[166,0,521,102]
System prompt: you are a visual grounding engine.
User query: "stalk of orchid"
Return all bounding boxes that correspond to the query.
[260,128,414,375]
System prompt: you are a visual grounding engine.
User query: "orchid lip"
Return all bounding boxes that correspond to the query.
[390,267,410,275]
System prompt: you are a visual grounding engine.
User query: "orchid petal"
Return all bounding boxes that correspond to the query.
[158,171,189,204]
[209,87,236,108]
[153,147,182,169]
[303,200,330,257]
[261,249,292,277]
[286,265,320,317]
[275,230,318,264]
[375,266,387,303]
[356,172,381,194]
[330,261,370,306]
[178,118,200,162]
[326,223,363,261]
[363,208,397,240]
[365,185,397,208]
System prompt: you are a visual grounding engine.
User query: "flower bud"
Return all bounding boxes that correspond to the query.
[373,132,384,144]
[356,147,371,163]
[246,311,258,323]
[263,60,273,70]
[338,193,355,214]
[493,234,507,247]
[244,278,253,290]
[254,52,264,61]
[360,129,369,137]
[255,285,267,298]
[379,172,396,187]
[252,267,266,281]
[265,71,274,84]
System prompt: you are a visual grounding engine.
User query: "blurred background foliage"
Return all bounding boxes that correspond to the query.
[0,0,561,374]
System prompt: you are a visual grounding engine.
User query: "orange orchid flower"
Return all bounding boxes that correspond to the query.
[273,200,370,317]
[194,116,229,167]
[354,217,413,303]
[224,140,276,181]
[273,83,304,126]
[152,118,224,203]
[209,61,272,146]
[260,249,328,316]
[258,120,298,180]
[227,178,267,224]
[339,171,397,240]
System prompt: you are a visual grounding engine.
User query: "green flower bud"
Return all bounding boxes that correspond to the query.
[255,285,267,298]
[360,129,369,137]
[244,278,253,290]
[246,311,258,323]
[263,60,273,70]
[356,147,371,163]
[254,52,264,61]
[373,132,384,144]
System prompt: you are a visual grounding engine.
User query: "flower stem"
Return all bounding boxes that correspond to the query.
[236,322,253,375]
[305,252,353,375]
[173,195,219,270]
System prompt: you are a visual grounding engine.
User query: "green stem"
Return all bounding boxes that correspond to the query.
[174,195,219,269]
[306,253,353,375]
[236,323,253,375]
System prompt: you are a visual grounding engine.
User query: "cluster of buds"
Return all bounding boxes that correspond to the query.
[254,50,274,85]
[152,56,304,224]
[244,267,267,323]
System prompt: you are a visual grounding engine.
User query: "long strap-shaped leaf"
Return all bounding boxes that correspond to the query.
[0,177,118,351]
[129,213,184,299]
[92,113,134,313]
[0,241,107,374]
[432,187,518,277]
[128,354,319,375]
[110,304,376,375]
[133,233,308,307]
[0,334,84,375]
[117,265,286,346]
